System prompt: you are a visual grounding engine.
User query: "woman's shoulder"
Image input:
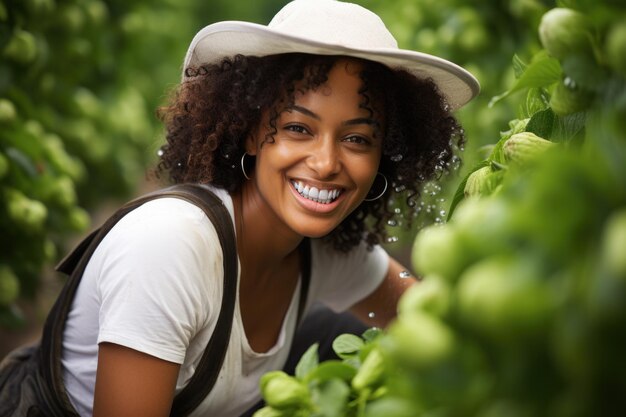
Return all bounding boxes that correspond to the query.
[114,186,234,236]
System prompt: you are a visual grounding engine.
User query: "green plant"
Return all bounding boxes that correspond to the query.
[255,1,626,415]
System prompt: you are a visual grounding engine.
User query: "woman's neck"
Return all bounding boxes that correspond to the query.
[231,184,303,274]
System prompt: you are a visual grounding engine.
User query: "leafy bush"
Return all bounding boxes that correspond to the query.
[0,0,284,328]
[255,1,626,416]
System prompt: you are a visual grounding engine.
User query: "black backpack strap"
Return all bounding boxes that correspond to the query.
[39,184,237,417]
[296,238,311,326]
[168,185,238,416]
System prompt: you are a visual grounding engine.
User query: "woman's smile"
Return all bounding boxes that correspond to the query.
[290,179,345,213]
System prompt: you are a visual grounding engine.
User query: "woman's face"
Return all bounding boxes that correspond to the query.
[246,59,383,238]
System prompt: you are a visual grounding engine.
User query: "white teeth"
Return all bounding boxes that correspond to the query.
[291,181,341,204]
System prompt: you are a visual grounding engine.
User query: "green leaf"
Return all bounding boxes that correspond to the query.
[295,343,319,381]
[490,161,508,171]
[332,334,364,359]
[552,111,587,143]
[488,135,509,165]
[512,54,527,78]
[446,160,490,221]
[522,87,550,119]
[312,379,351,417]
[362,327,383,343]
[364,397,418,417]
[526,108,556,139]
[307,360,357,383]
[490,51,561,107]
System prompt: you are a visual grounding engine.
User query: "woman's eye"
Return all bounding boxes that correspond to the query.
[285,124,309,134]
[344,135,370,145]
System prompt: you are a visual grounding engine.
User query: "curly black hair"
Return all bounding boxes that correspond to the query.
[156,53,463,252]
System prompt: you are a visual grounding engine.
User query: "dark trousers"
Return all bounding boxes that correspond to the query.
[239,304,368,416]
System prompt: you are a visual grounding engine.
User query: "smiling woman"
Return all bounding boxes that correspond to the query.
[16,0,479,416]
[159,53,464,252]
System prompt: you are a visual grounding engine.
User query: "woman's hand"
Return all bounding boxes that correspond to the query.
[349,256,417,328]
[93,342,180,417]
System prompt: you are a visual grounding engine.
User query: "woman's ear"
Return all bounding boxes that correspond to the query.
[245,133,259,156]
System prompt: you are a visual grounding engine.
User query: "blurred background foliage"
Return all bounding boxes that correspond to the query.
[0,0,286,331]
[0,0,621,353]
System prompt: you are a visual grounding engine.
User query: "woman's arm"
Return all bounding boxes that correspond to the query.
[93,342,181,417]
[349,256,417,328]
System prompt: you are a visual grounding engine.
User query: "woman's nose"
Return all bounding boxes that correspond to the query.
[307,136,341,178]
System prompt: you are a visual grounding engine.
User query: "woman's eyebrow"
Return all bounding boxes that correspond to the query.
[343,117,380,128]
[289,105,379,127]
[289,105,320,120]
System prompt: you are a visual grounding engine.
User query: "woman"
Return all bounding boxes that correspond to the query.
[61,0,479,416]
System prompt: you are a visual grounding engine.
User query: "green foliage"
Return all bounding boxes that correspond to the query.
[0,0,285,327]
[257,1,626,416]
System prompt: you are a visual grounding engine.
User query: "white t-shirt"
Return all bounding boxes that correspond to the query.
[61,187,389,416]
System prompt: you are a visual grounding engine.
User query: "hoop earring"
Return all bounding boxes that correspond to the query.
[240,153,253,180]
[364,172,388,201]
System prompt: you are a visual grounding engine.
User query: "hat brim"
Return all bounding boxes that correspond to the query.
[184,21,480,110]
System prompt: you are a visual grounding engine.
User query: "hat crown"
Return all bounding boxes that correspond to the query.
[268,0,398,50]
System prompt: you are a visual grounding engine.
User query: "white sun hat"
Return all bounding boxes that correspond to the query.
[183,0,480,110]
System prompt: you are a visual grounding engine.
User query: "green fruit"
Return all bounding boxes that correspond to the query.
[605,21,626,77]
[0,265,20,306]
[600,209,626,278]
[412,224,467,282]
[73,88,101,118]
[58,4,85,33]
[261,372,310,410]
[464,166,502,197]
[252,407,286,417]
[387,311,455,368]
[451,196,512,259]
[456,256,555,341]
[3,29,38,64]
[538,8,595,61]
[84,0,109,25]
[455,8,489,53]
[5,188,48,231]
[0,99,17,124]
[42,133,85,181]
[43,239,57,262]
[38,176,77,208]
[397,276,450,318]
[352,347,385,391]
[549,80,593,116]
[503,132,555,164]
